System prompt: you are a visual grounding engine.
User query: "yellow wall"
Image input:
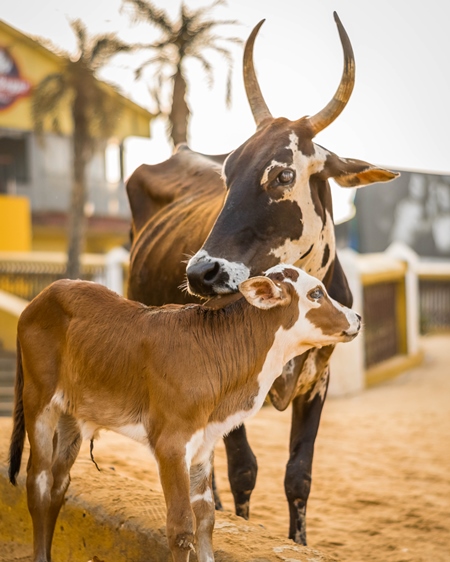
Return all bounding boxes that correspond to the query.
[31,228,129,254]
[0,20,151,139]
[0,194,31,251]
[0,307,20,351]
[0,289,27,351]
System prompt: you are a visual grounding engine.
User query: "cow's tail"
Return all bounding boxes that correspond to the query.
[8,338,25,486]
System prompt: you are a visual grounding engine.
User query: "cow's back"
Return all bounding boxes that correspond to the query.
[127,147,227,306]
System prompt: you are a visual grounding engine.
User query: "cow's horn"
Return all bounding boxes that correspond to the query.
[308,12,355,136]
[243,19,273,129]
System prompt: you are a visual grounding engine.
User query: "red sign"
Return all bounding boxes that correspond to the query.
[0,47,31,110]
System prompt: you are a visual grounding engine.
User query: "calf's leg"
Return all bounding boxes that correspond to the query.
[47,415,82,539]
[223,423,257,519]
[157,441,196,562]
[190,455,215,562]
[25,402,60,562]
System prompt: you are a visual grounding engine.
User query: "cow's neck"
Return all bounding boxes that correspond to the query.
[293,210,336,282]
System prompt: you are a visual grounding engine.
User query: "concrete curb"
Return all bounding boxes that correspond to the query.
[0,436,334,562]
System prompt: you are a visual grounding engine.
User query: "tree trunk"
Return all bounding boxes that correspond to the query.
[66,92,90,279]
[169,67,190,147]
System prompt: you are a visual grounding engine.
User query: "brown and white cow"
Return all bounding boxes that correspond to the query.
[126,13,398,544]
[9,265,361,562]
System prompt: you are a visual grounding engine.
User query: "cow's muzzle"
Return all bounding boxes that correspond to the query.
[186,260,230,297]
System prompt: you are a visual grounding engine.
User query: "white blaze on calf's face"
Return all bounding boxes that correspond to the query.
[264,264,360,352]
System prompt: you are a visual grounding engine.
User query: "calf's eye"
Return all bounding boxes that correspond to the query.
[309,288,324,300]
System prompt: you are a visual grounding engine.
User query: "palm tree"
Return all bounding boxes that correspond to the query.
[32,20,132,279]
[122,0,241,146]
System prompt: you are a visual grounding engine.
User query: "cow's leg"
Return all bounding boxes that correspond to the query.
[157,441,195,562]
[223,423,257,519]
[25,401,60,562]
[284,368,330,546]
[190,455,215,562]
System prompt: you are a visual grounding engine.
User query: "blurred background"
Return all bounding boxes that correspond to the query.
[0,0,449,408]
[1,4,449,561]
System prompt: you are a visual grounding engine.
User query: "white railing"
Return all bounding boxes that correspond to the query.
[330,242,424,396]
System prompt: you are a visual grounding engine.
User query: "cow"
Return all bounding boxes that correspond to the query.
[8,265,361,562]
[126,13,398,544]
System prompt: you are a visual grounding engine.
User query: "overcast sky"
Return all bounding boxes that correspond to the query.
[3,0,450,180]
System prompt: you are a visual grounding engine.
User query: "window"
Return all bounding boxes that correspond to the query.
[0,135,29,192]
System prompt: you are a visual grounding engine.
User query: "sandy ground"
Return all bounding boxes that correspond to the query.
[2,334,450,561]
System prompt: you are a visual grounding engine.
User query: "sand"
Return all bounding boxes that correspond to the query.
[2,334,450,561]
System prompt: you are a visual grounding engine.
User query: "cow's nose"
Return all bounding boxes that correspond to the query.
[186,260,222,296]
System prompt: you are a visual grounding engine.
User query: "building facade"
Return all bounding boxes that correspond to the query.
[0,20,153,252]
[352,169,450,258]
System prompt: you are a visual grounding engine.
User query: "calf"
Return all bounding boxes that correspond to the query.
[9,264,360,562]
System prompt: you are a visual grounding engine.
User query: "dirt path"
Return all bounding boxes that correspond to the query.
[2,335,449,561]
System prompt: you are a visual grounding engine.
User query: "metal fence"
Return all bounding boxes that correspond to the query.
[1,249,449,354]
[0,252,107,301]
[419,278,450,334]
[363,281,401,368]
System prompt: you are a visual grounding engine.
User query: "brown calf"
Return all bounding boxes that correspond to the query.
[9,264,360,562]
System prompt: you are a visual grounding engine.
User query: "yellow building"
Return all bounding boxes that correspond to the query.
[0,19,153,253]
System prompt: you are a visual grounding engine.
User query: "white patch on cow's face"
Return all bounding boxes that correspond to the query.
[268,140,335,279]
[260,159,289,186]
[187,249,250,293]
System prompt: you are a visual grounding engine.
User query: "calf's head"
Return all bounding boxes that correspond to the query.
[240,264,361,356]
[187,14,398,298]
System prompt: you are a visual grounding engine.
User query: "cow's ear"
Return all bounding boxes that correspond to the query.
[323,151,399,188]
[239,277,291,310]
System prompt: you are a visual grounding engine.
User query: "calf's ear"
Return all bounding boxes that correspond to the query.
[323,151,399,188]
[239,277,291,310]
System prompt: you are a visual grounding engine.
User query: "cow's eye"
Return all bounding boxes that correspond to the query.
[309,288,324,300]
[277,169,295,185]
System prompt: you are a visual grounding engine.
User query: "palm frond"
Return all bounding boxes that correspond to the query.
[189,19,241,37]
[32,73,68,135]
[70,19,87,60]
[207,43,234,63]
[225,66,232,108]
[123,0,241,145]
[135,53,175,79]
[89,35,134,69]
[122,0,174,35]
[191,0,227,22]
[87,87,121,140]
[190,53,214,88]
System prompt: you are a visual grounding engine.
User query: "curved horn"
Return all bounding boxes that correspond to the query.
[308,12,355,136]
[243,19,273,128]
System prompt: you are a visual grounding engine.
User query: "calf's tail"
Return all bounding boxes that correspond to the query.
[8,338,26,486]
